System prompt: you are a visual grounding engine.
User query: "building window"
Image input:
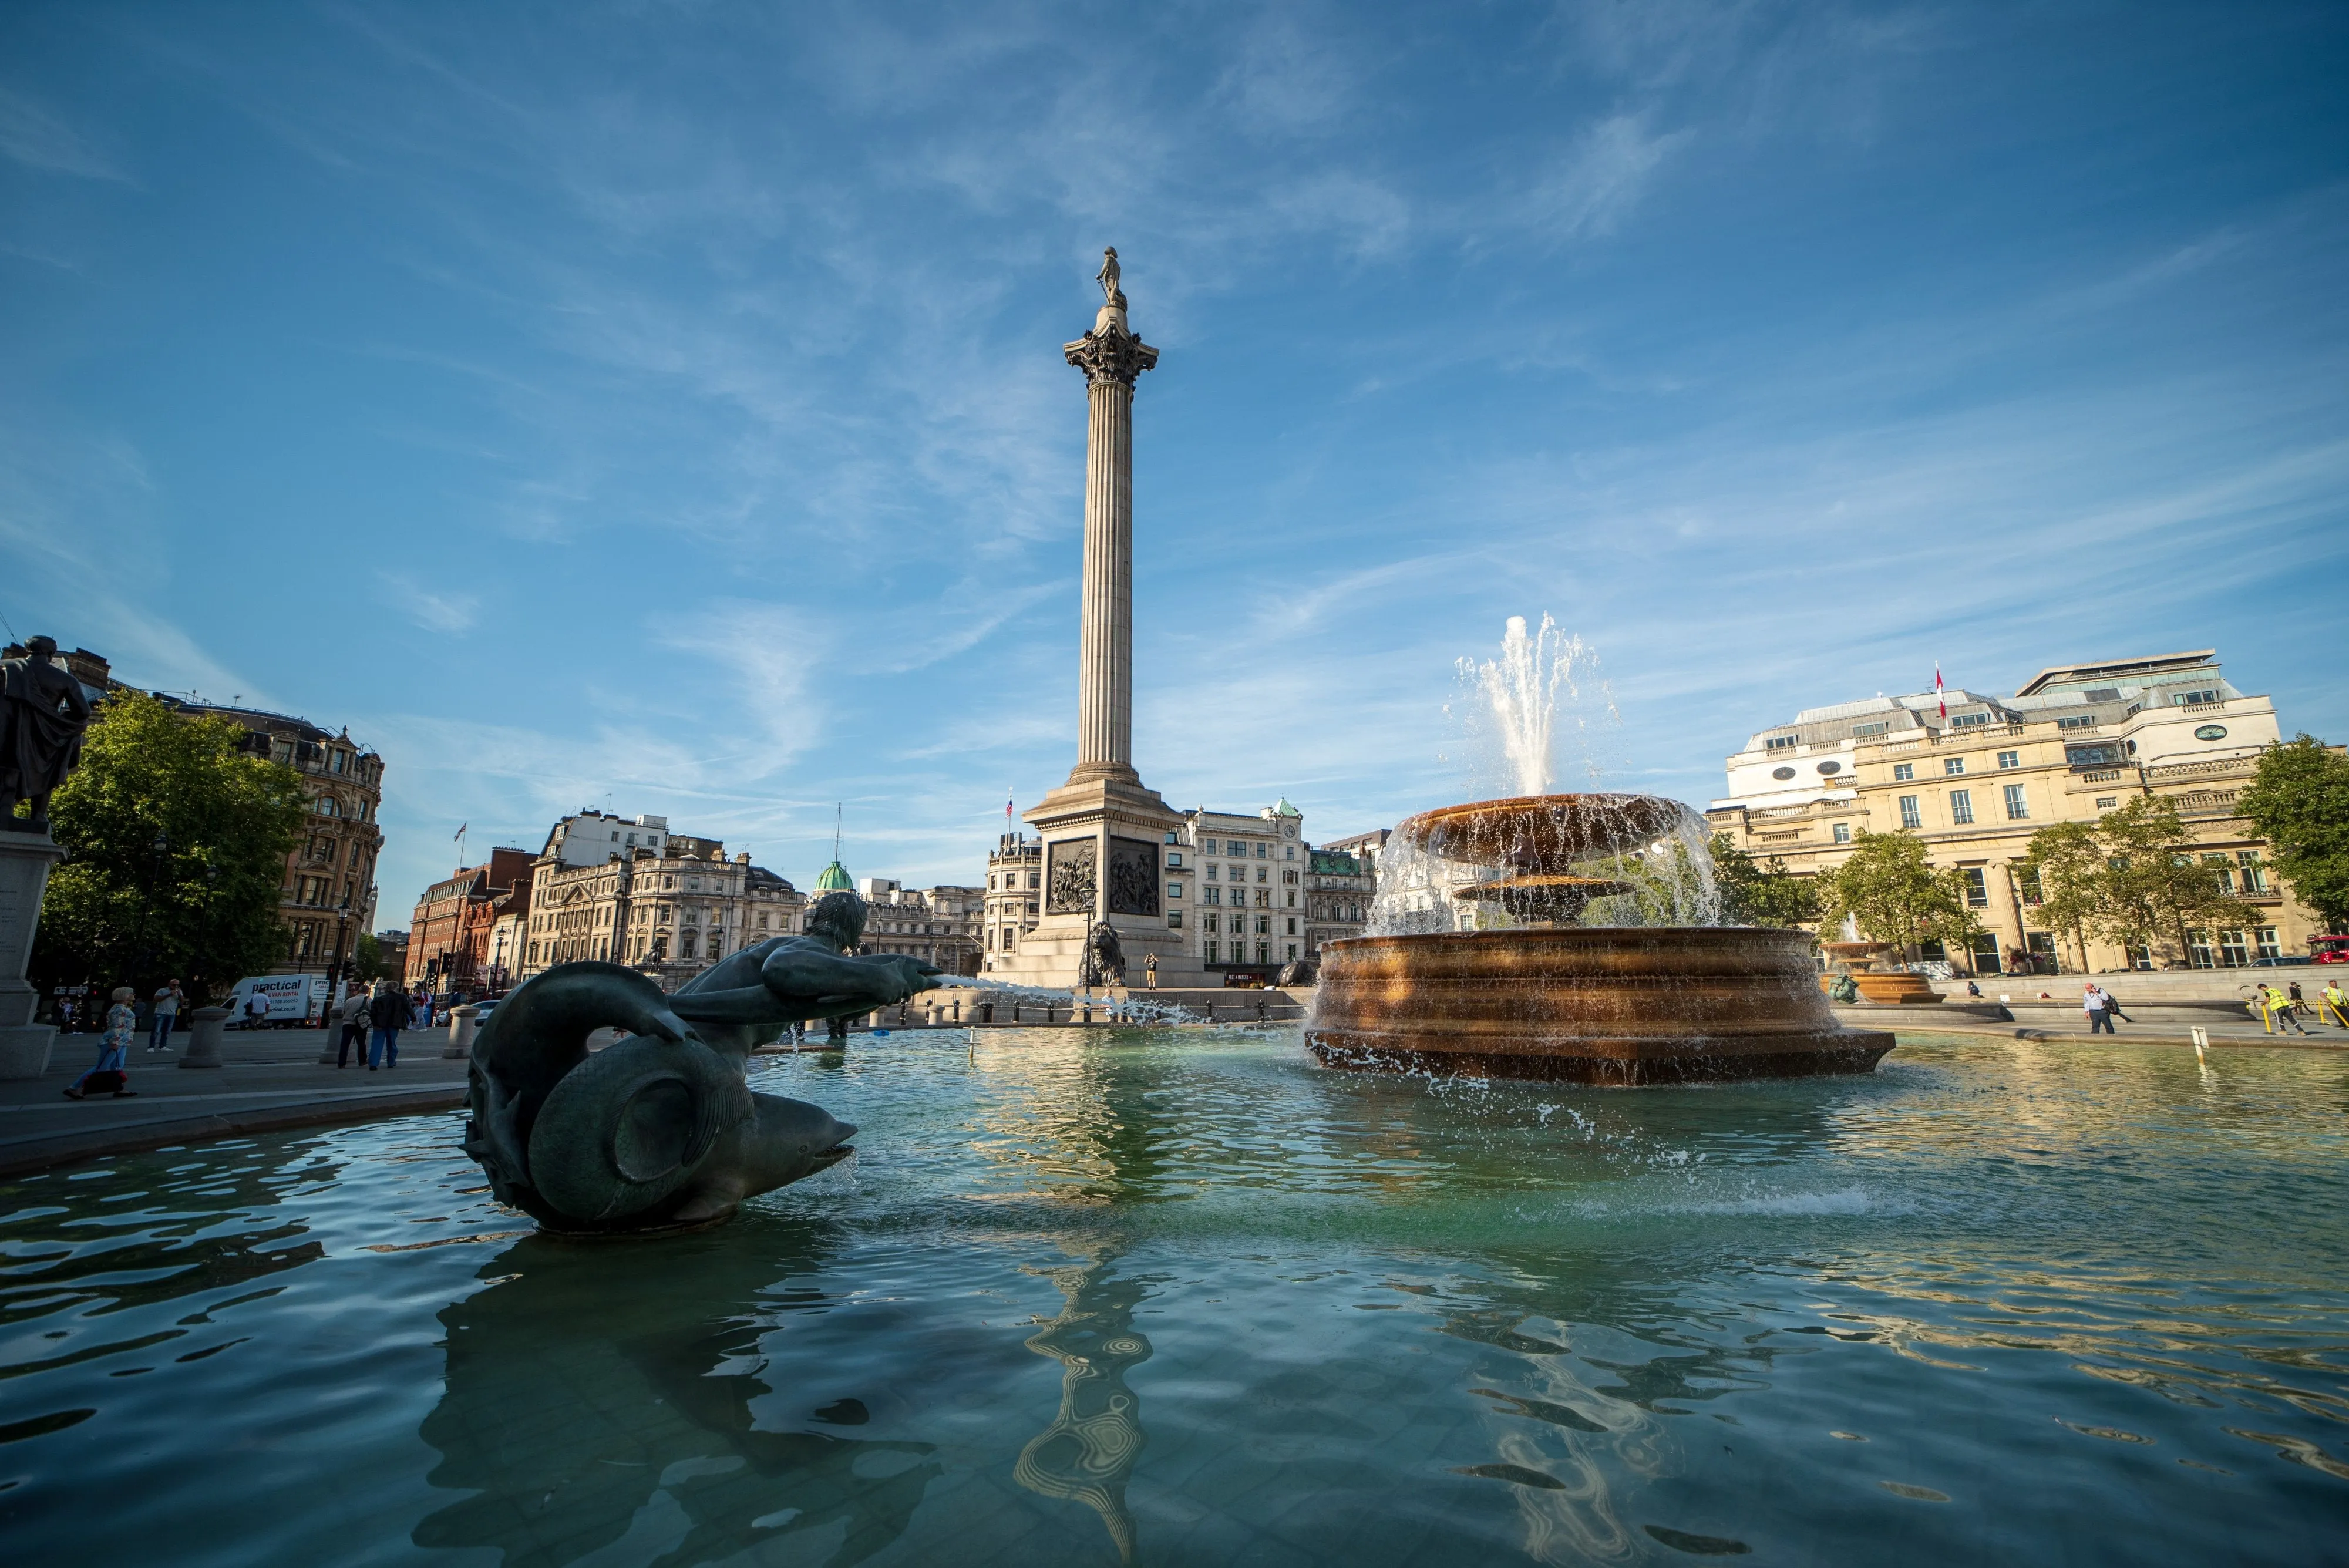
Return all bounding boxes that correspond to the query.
[2256,927,2281,961]
[1893,763,1915,782]
[2014,866,2044,905]
[1950,712,1990,729]
[1943,757,1966,776]
[1204,864,1217,881]
[1287,943,1298,960]
[2200,853,2236,894]
[1962,867,1990,907]
[1949,790,1974,825]
[2058,715,2097,731]
[1997,751,2020,770]
[1765,735,1798,751]
[1969,933,2001,973]
[1285,917,1297,935]
[2175,689,2220,706]
[2237,852,2269,894]
[1205,886,1220,906]
[1899,795,1922,829]
[2003,784,2029,821]
[2026,932,2055,965]
[1169,882,1182,899]
[2094,797,2118,810]
[2219,930,2249,966]
[1256,941,1271,964]
[1206,939,1220,963]
[1168,913,1182,928]
[1832,823,1852,844]
[2188,928,2215,969]
[1166,853,1182,868]
[1853,721,1888,736]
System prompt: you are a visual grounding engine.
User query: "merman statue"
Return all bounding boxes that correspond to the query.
[463,891,939,1234]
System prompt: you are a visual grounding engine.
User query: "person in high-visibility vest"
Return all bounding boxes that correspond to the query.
[2263,982,2311,1036]
[2320,979,2349,1030]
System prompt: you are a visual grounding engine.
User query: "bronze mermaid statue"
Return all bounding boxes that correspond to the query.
[463,891,939,1234]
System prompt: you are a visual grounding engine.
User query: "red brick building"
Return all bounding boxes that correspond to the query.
[405,848,534,993]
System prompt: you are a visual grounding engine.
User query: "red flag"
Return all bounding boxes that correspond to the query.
[1934,664,1945,721]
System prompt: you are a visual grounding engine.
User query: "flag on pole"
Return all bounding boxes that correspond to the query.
[1934,664,1946,720]
[454,822,467,841]
[1004,788,1015,822]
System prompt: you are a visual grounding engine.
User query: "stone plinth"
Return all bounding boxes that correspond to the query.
[0,832,65,1081]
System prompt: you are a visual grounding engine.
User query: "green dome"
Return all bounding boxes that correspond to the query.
[1271,796,1301,817]
[815,859,854,892]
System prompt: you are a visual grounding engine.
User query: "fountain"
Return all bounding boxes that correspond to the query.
[1305,618,1893,1084]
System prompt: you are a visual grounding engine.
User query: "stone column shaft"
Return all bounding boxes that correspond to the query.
[1078,376,1135,774]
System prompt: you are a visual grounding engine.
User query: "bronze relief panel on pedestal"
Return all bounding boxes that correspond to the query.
[1048,839,1097,915]
[1106,838,1159,917]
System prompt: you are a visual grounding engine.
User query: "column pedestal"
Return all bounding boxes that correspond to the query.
[0,831,65,1079]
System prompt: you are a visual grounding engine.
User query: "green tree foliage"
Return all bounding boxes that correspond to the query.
[2017,820,2104,972]
[2094,796,2259,963]
[1815,830,1977,960]
[2236,734,2349,930]
[352,931,385,984]
[33,692,308,1002]
[1708,835,1822,927]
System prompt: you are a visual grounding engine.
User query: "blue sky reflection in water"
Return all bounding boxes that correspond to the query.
[2,1031,2346,1566]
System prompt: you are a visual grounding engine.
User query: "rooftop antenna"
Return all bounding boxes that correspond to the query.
[833,802,843,863]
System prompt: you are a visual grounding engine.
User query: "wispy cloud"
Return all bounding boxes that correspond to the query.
[376,571,480,634]
[0,89,130,181]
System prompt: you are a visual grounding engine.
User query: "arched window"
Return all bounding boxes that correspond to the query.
[316,796,338,817]
[680,933,698,960]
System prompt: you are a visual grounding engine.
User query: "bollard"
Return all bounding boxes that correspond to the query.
[445,1004,479,1061]
[2190,1025,2209,1067]
[179,1005,231,1069]
[953,999,962,1023]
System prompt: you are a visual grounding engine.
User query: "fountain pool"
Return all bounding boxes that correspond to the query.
[4,1028,2344,1566]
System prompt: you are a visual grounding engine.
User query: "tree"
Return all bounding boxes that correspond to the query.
[2018,821,2104,973]
[1708,835,1822,927]
[2094,796,2259,966]
[2236,734,2349,931]
[352,931,386,984]
[33,691,308,1003]
[1815,830,1978,961]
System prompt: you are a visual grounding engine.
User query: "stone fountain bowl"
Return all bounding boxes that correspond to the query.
[1305,926,1894,1085]
[1393,793,1695,874]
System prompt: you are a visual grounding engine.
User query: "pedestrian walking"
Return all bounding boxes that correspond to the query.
[2083,984,2114,1034]
[56,996,76,1032]
[65,986,139,1099]
[1144,953,1157,991]
[147,979,183,1052]
[366,980,405,1070]
[335,988,371,1068]
[2286,980,2307,1020]
[243,988,272,1029]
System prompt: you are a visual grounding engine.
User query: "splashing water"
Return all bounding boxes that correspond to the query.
[1452,614,1615,798]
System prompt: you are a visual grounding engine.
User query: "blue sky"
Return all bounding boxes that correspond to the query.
[4,2,2344,924]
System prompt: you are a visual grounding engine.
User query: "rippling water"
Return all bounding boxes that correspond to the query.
[3,1030,2345,1567]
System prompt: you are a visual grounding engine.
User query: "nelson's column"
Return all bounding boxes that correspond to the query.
[999,250,1200,989]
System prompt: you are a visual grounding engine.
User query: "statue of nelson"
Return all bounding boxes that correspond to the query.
[0,636,94,832]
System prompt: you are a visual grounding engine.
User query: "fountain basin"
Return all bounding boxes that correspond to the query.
[1306,926,1894,1084]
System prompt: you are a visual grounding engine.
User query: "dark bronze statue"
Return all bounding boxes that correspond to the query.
[0,636,93,832]
[1079,920,1125,989]
[463,891,939,1233]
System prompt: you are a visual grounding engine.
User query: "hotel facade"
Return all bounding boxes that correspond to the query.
[1705,651,2323,974]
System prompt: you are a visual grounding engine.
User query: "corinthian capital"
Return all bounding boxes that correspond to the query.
[1063,325,1159,387]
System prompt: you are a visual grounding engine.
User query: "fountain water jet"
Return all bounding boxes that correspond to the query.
[1307,621,1892,1084]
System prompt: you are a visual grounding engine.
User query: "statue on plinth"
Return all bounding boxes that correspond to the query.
[463,891,940,1234]
[1,636,93,832]
[1079,921,1125,990]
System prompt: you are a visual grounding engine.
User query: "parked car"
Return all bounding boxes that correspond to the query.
[2247,955,2313,967]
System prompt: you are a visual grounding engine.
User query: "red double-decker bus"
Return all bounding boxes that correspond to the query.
[2312,936,2349,965]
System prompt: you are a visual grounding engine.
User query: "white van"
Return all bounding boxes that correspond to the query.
[225,974,329,1027]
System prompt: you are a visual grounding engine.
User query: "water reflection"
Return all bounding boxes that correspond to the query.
[1014,1251,1155,1564]
[414,1217,940,1568]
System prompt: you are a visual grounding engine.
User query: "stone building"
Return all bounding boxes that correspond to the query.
[980,835,1044,972]
[514,819,806,992]
[857,878,984,973]
[163,700,388,984]
[1304,847,1372,958]
[1705,650,2323,974]
[406,847,535,991]
[1175,799,1310,977]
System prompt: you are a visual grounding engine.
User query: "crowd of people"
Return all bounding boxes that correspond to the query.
[59,977,449,1098]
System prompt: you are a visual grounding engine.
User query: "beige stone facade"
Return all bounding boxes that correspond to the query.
[856,878,982,974]
[1706,651,2323,974]
[517,825,805,992]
